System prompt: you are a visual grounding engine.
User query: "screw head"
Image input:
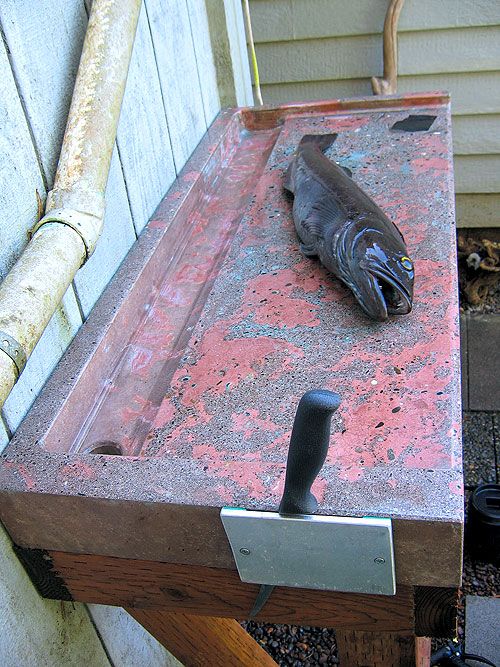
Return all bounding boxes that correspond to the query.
[374,557,386,564]
[239,547,251,556]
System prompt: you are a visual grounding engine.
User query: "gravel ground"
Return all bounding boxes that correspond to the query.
[241,622,339,665]
[462,413,498,487]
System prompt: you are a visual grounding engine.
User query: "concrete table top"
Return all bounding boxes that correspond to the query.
[0,93,463,587]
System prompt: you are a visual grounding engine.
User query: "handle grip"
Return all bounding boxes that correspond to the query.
[279,389,341,515]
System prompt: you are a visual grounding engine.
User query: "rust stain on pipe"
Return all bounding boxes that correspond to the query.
[52,0,140,196]
[0,0,141,409]
[39,0,142,254]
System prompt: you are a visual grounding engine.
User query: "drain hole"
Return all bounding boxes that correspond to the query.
[86,442,123,456]
[390,114,436,132]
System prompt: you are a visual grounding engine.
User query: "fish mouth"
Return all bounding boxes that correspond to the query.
[368,268,412,317]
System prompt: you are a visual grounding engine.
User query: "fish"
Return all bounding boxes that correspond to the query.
[284,133,414,321]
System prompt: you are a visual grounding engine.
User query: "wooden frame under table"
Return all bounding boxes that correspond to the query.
[14,546,456,666]
[1,93,463,666]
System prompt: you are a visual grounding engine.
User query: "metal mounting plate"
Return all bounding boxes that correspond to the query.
[221,508,396,595]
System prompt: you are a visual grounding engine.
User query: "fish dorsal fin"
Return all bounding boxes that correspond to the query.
[301,194,346,238]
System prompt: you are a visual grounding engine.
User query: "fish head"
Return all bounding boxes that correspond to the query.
[341,227,414,321]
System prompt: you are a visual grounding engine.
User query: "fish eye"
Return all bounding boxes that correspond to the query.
[400,256,413,271]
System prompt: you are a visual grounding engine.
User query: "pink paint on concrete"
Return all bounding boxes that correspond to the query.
[311,475,328,505]
[242,269,321,328]
[307,115,371,132]
[3,462,36,491]
[152,399,177,429]
[170,320,305,401]
[231,408,282,440]
[326,312,459,480]
[192,443,270,496]
[449,479,463,496]
[130,348,154,374]
[58,460,97,481]
[412,157,450,174]
[121,395,159,428]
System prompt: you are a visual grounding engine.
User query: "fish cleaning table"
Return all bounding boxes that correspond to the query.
[0,93,463,666]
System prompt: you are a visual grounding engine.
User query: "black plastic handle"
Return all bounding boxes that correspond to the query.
[279,389,341,515]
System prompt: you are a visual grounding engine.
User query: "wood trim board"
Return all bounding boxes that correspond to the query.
[14,547,457,638]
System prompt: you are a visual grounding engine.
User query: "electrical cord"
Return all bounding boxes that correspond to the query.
[462,653,497,667]
[430,640,497,667]
[242,0,263,105]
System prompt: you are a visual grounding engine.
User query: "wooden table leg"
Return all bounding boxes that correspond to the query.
[127,608,277,667]
[335,629,416,667]
[415,637,431,667]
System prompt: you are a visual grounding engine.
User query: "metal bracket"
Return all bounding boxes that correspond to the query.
[33,206,103,261]
[0,331,27,377]
[221,508,396,596]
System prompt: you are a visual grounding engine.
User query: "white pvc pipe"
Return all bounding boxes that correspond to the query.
[0,0,142,409]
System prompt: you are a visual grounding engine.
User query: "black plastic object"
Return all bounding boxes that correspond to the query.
[466,483,500,565]
[391,114,437,132]
[431,641,469,666]
[279,389,341,515]
[431,640,497,667]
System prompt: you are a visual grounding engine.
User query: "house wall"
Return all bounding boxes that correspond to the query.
[248,0,500,227]
[0,1,250,664]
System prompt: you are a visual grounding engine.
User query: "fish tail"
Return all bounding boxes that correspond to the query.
[299,133,338,153]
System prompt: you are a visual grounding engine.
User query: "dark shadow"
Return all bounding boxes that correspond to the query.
[86,442,123,455]
[391,114,437,132]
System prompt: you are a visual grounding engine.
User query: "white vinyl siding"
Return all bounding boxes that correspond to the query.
[249,0,500,227]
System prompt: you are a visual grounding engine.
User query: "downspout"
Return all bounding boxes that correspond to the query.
[0,0,142,409]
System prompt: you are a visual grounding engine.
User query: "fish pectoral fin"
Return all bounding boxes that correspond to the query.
[302,195,345,238]
[300,242,318,257]
[340,165,352,177]
[302,218,325,237]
